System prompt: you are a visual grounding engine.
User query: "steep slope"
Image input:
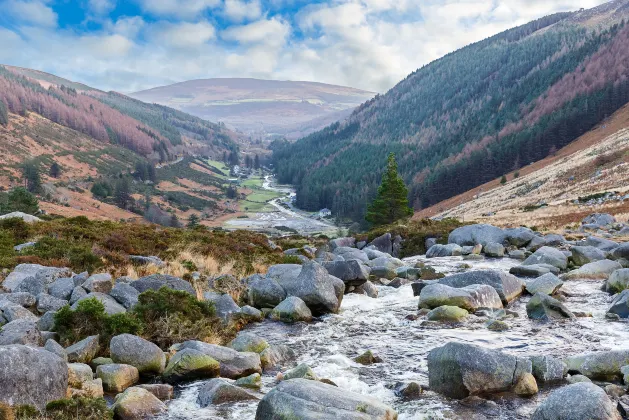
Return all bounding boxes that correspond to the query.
[131,78,375,140]
[0,65,243,223]
[417,102,629,229]
[273,0,629,222]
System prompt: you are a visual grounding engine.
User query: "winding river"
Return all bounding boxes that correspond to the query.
[164,255,629,419]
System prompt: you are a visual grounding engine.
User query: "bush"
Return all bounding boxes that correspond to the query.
[0,187,39,215]
[54,298,142,348]
[0,230,17,269]
[28,237,103,273]
[14,398,113,420]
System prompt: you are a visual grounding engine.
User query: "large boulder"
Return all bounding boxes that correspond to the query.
[562,260,622,280]
[48,277,75,300]
[229,332,269,354]
[448,224,506,247]
[525,273,563,295]
[130,274,195,295]
[204,292,240,322]
[15,276,47,296]
[112,387,167,420]
[510,264,557,277]
[109,283,140,309]
[323,260,369,287]
[607,269,629,294]
[274,262,344,316]
[426,305,469,322]
[333,247,369,263]
[255,379,397,420]
[0,319,41,346]
[608,290,629,318]
[0,292,36,307]
[197,378,258,406]
[583,213,616,227]
[162,348,220,383]
[565,350,629,380]
[110,334,166,374]
[0,345,68,410]
[531,382,620,420]
[3,264,72,292]
[83,273,113,294]
[438,270,524,304]
[531,356,567,383]
[72,292,126,315]
[329,237,356,251]
[260,345,296,371]
[367,233,393,254]
[66,335,100,363]
[0,303,38,322]
[36,293,68,314]
[483,242,505,258]
[175,341,262,379]
[504,227,535,247]
[419,284,503,312]
[610,243,629,260]
[426,244,462,258]
[586,236,619,252]
[523,247,568,270]
[570,246,607,266]
[96,363,139,393]
[271,296,313,323]
[247,275,286,309]
[427,342,532,399]
[526,293,575,321]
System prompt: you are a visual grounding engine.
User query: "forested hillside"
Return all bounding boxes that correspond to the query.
[273,0,629,223]
[0,65,239,161]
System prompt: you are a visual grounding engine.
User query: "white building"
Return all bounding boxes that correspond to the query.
[318,208,332,218]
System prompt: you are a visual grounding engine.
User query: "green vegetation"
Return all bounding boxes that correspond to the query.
[54,298,142,348]
[500,175,507,185]
[0,216,287,275]
[0,188,39,215]
[521,203,549,212]
[365,153,412,227]
[53,288,235,351]
[362,218,470,258]
[22,162,42,194]
[12,398,113,420]
[0,100,8,126]
[273,14,629,222]
[578,191,617,203]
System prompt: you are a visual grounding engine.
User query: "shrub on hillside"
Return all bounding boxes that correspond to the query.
[0,187,39,215]
[54,298,142,348]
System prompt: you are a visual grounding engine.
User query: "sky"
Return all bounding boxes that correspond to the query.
[0,0,611,93]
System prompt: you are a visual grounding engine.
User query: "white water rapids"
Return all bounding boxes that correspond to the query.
[164,256,629,419]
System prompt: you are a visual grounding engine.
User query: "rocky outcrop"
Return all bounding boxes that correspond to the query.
[323,260,369,287]
[522,247,568,270]
[247,276,286,309]
[255,379,398,420]
[562,260,622,280]
[427,342,532,399]
[565,350,629,380]
[197,378,258,406]
[419,283,503,312]
[271,296,313,323]
[130,274,195,295]
[525,274,563,295]
[0,345,68,410]
[112,387,167,420]
[110,334,166,375]
[175,341,262,379]
[448,224,507,247]
[2,264,72,292]
[162,348,220,383]
[438,270,524,304]
[274,262,344,316]
[531,382,620,420]
[570,246,607,266]
[526,293,575,321]
[504,227,535,247]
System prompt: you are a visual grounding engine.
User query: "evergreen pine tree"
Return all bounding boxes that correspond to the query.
[22,163,42,194]
[170,213,181,228]
[500,175,507,184]
[49,162,61,178]
[114,178,132,209]
[254,154,260,170]
[0,101,8,127]
[365,153,412,227]
[187,213,199,228]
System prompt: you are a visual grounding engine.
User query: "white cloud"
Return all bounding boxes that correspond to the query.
[222,17,290,46]
[137,0,220,19]
[88,0,116,15]
[223,0,262,22]
[4,0,57,27]
[106,16,145,38]
[149,21,216,48]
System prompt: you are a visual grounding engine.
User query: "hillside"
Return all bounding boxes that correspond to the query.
[272,0,629,222]
[0,65,246,223]
[130,78,375,140]
[416,102,629,230]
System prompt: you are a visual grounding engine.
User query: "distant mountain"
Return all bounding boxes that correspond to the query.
[272,0,629,222]
[130,78,375,140]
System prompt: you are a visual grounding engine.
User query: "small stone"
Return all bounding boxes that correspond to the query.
[567,374,592,384]
[96,363,139,393]
[235,373,262,390]
[426,305,469,322]
[354,350,382,365]
[514,373,538,397]
[486,319,510,331]
[282,363,318,381]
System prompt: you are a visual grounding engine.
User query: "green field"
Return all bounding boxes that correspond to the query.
[240,177,283,212]
[206,160,231,180]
